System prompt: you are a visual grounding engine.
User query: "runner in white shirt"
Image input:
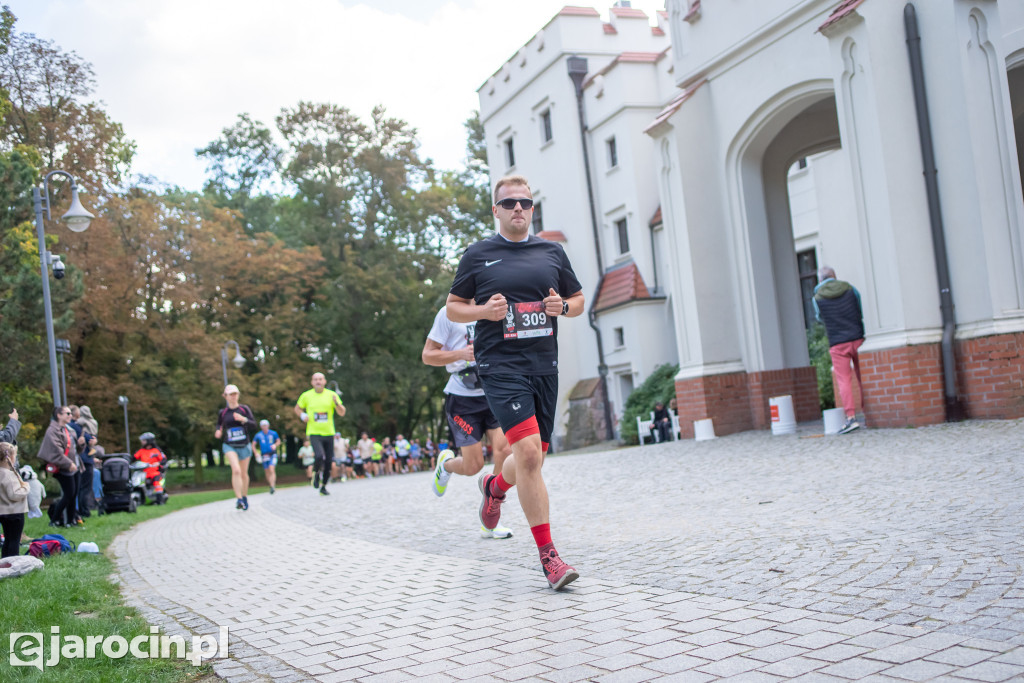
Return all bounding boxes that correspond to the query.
[422,305,513,539]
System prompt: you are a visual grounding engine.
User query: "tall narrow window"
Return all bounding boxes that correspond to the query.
[540,110,553,143]
[531,201,544,234]
[606,136,618,168]
[504,137,515,168]
[614,327,625,348]
[798,248,818,329]
[615,217,629,254]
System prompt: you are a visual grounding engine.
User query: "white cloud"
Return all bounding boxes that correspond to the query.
[7,0,665,190]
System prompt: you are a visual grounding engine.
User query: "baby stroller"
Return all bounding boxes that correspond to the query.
[98,454,137,514]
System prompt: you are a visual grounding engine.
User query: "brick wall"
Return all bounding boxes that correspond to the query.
[956,331,1024,419]
[847,331,1024,427]
[675,367,820,437]
[673,331,1023,435]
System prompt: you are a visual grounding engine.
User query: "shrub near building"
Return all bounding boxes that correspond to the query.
[621,364,679,446]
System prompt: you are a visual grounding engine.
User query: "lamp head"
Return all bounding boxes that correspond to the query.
[118,395,129,407]
[231,353,245,369]
[62,186,94,233]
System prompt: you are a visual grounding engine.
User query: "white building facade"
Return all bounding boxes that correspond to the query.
[477,5,678,448]
[648,0,1024,432]
[479,0,1024,441]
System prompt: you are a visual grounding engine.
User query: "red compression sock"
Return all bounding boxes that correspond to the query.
[531,523,552,549]
[490,472,513,496]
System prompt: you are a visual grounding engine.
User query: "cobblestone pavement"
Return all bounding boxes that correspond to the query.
[114,418,1024,682]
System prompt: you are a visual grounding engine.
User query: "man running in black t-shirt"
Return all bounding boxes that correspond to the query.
[447,174,585,590]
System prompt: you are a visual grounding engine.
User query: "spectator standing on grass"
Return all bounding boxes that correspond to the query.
[38,406,79,527]
[813,266,866,434]
[0,442,28,558]
[67,405,94,518]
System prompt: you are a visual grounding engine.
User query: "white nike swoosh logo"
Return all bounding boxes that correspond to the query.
[485,260,502,267]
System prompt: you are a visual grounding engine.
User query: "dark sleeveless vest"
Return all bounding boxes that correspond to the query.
[815,283,864,347]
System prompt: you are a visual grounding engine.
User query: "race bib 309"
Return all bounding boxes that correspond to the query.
[503,302,553,340]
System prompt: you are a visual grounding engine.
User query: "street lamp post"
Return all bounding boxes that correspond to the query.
[327,380,342,397]
[33,170,94,408]
[220,340,245,388]
[56,338,71,406]
[117,395,130,454]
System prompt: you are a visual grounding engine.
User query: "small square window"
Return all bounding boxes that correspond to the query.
[540,110,553,143]
[532,201,544,234]
[606,137,618,169]
[615,217,629,254]
[504,137,516,168]
[614,327,625,348]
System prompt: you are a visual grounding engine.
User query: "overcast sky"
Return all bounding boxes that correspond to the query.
[7,0,666,191]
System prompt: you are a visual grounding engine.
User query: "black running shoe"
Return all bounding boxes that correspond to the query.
[319,487,329,496]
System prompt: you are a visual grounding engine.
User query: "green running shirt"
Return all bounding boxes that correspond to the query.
[297,389,342,436]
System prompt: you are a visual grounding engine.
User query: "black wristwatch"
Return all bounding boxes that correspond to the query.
[561,300,569,316]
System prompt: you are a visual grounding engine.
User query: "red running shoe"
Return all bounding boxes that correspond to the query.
[540,543,578,590]
[478,474,505,530]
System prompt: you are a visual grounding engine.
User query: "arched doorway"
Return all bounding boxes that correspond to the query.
[1008,58,1024,201]
[722,85,848,425]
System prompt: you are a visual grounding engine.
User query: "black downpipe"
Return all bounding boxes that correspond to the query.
[904,3,964,421]
[568,55,615,441]
[648,220,661,293]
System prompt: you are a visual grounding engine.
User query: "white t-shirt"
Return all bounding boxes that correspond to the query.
[427,306,484,397]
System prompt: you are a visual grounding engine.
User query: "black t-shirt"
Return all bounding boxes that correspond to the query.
[450,234,582,376]
[217,404,255,446]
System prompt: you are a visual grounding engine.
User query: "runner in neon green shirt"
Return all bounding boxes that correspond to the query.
[293,372,345,495]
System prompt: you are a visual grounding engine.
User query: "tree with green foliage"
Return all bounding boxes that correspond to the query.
[196,104,493,442]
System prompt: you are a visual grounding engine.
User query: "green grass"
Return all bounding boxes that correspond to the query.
[0,488,247,682]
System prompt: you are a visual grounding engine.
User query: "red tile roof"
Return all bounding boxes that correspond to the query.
[584,48,668,88]
[649,206,662,227]
[594,262,652,312]
[819,0,867,32]
[610,6,649,19]
[644,79,707,134]
[603,22,617,34]
[652,26,665,36]
[618,51,661,63]
[558,6,601,17]
[536,230,567,243]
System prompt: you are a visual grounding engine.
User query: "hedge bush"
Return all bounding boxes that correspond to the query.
[620,363,679,445]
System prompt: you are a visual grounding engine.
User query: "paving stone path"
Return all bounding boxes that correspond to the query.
[113,418,1024,682]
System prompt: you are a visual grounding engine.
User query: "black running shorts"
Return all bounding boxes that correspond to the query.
[479,373,558,447]
[444,394,500,449]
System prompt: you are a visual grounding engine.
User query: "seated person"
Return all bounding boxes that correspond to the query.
[133,432,168,486]
[652,402,673,442]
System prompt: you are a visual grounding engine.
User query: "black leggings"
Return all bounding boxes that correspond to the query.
[50,472,78,525]
[309,435,334,485]
[78,461,95,513]
[0,513,25,557]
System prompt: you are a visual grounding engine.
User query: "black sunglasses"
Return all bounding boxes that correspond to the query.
[495,198,534,210]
